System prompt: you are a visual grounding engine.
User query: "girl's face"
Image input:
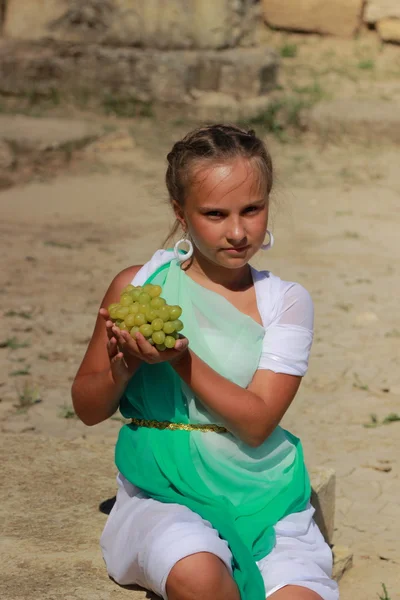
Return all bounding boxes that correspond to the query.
[175,158,269,269]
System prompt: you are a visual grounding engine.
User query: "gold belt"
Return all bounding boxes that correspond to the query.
[130,417,227,434]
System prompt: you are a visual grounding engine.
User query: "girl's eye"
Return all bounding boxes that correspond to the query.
[205,211,223,218]
[243,206,259,214]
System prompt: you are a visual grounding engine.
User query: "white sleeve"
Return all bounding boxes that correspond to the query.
[258,282,314,376]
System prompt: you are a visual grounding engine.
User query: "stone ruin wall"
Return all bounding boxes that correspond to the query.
[0,1,399,120]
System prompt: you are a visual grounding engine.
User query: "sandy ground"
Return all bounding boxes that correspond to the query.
[1,117,400,600]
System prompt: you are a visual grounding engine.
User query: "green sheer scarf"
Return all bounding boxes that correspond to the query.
[116,258,311,600]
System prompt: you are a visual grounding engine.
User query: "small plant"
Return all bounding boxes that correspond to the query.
[44,240,74,249]
[4,310,32,319]
[364,414,378,428]
[353,373,369,391]
[344,231,360,239]
[10,367,31,376]
[335,302,353,312]
[378,583,391,600]
[358,59,375,70]
[38,353,49,360]
[280,43,298,58]
[382,413,400,425]
[385,329,400,338]
[0,337,30,350]
[59,404,77,419]
[14,382,42,412]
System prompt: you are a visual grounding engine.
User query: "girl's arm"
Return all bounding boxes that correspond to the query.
[172,351,301,447]
[71,265,142,426]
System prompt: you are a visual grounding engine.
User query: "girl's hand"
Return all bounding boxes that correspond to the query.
[99,309,139,385]
[110,324,189,366]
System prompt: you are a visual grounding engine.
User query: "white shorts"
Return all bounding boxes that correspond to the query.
[100,474,339,600]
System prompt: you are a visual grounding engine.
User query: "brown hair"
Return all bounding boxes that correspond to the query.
[164,123,273,243]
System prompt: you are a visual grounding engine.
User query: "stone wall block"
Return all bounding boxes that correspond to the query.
[310,467,336,545]
[376,18,400,42]
[262,0,364,37]
[365,1,400,23]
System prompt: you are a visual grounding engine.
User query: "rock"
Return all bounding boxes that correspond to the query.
[332,546,354,581]
[308,100,400,144]
[310,467,336,545]
[83,131,136,156]
[0,140,15,170]
[0,41,279,120]
[376,18,400,43]
[261,0,364,37]
[4,0,257,49]
[365,0,400,23]
[0,114,102,151]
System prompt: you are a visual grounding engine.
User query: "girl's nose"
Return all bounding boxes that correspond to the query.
[226,220,247,245]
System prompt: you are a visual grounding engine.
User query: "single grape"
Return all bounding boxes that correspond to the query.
[138,292,151,305]
[124,314,136,328]
[169,305,182,320]
[152,318,164,331]
[157,306,171,321]
[116,307,130,320]
[108,302,119,313]
[119,321,129,331]
[124,284,135,293]
[163,321,176,334]
[150,297,166,309]
[172,319,183,332]
[152,330,165,345]
[115,320,123,327]
[128,302,140,314]
[148,338,155,346]
[164,335,176,349]
[171,331,179,340]
[120,293,133,307]
[155,343,166,351]
[109,308,120,320]
[139,323,153,338]
[134,313,147,326]
[138,303,149,315]
[130,326,139,338]
[130,289,142,301]
[149,285,162,298]
[143,284,154,295]
[145,307,158,323]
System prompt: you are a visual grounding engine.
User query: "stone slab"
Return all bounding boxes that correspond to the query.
[308,100,400,144]
[310,466,336,545]
[377,18,400,43]
[0,114,103,151]
[3,0,257,49]
[365,0,400,23]
[332,546,354,581]
[262,0,364,37]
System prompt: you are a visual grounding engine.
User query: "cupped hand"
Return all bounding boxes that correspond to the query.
[110,323,189,365]
[99,308,138,384]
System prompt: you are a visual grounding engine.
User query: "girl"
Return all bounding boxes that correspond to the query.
[72,124,339,600]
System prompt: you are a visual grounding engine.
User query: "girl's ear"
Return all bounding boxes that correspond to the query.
[172,201,186,231]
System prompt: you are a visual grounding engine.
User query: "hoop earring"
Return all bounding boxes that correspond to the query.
[261,230,274,251]
[174,235,194,262]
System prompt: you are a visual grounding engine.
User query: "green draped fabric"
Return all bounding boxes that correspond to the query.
[115,258,311,600]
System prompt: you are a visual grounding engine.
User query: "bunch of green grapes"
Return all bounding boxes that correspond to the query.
[108,283,183,352]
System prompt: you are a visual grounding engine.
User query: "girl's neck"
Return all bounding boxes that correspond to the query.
[184,251,253,292]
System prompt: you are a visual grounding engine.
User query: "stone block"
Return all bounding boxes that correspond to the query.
[376,18,400,43]
[365,0,400,23]
[310,467,336,545]
[4,0,256,49]
[261,0,364,37]
[332,545,353,581]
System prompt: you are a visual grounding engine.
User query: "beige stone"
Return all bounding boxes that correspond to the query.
[0,140,15,170]
[4,0,255,49]
[377,18,400,43]
[365,0,400,23]
[261,0,364,37]
[310,467,336,545]
[332,546,354,581]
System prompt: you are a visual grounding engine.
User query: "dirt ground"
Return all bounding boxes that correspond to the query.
[1,33,400,598]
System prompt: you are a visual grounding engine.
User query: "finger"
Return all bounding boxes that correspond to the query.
[174,336,189,352]
[107,337,118,358]
[116,329,141,355]
[105,320,115,341]
[135,332,159,359]
[99,308,110,321]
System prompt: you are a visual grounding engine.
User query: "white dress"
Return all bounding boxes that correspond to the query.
[100,251,339,600]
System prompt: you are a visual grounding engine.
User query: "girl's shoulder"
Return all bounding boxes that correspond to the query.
[251,267,313,330]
